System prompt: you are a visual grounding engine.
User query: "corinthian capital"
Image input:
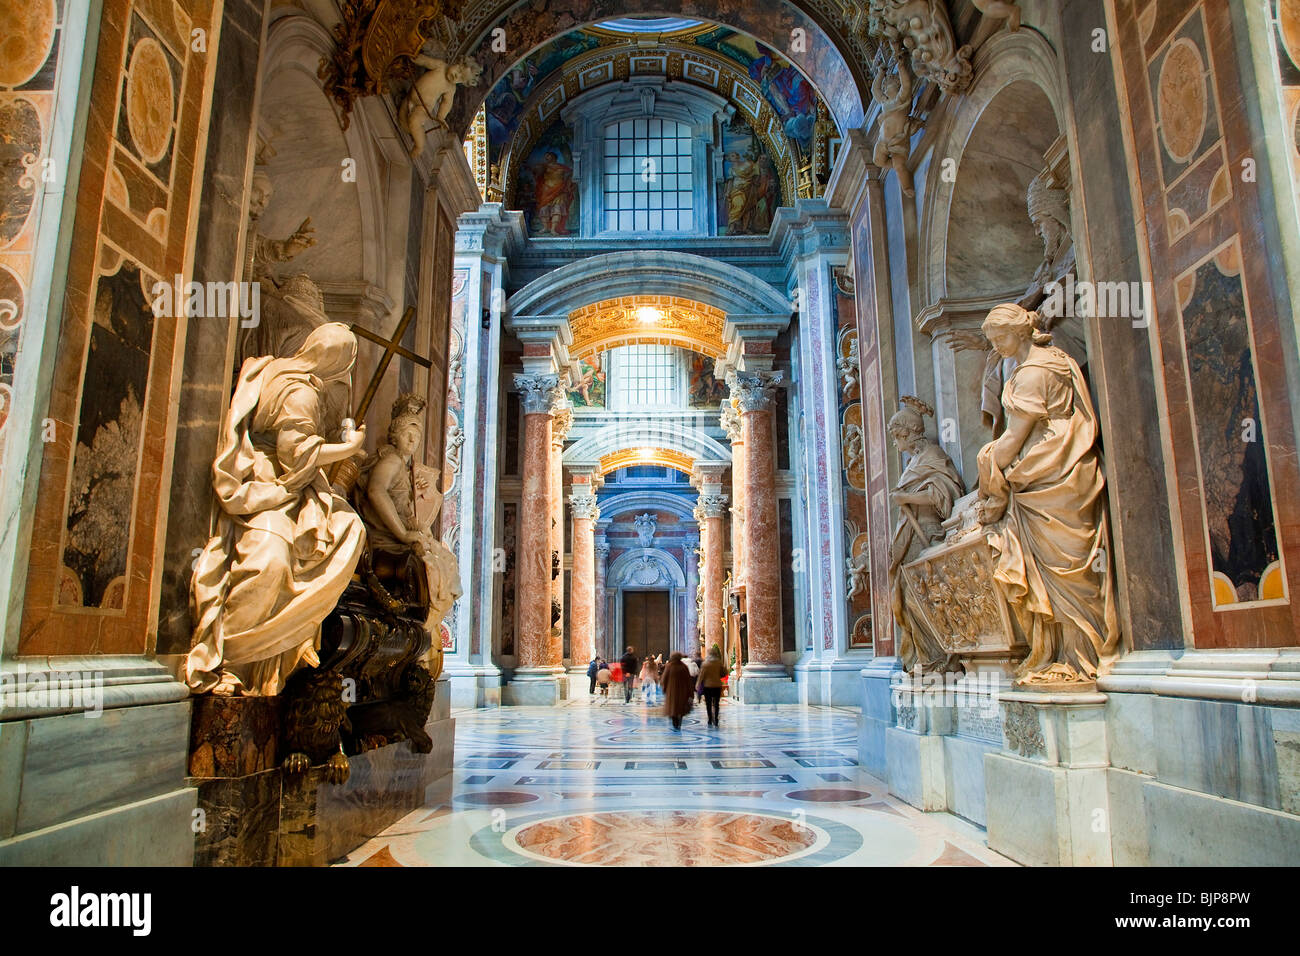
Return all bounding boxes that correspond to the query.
[719,402,743,442]
[515,373,565,415]
[552,405,574,444]
[570,493,600,521]
[694,493,729,520]
[730,370,784,413]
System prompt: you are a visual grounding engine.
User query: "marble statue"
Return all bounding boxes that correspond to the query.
[357,393,463,632]
[871,53,922,198]
[949,164,1087,434]
[974,303,1120,684]
[403,55,483,157]
[846,549,870,602]
[886,396,967,673]
[844,421,865,474]
[187,323,368,696]
[837,337,859,398]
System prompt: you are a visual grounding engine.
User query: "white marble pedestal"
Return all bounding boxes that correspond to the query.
[984,690,1112,866]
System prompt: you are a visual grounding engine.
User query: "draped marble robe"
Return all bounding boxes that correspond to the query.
[186,330,366,696]
[977,345,1120,682]
[890,441,966,672]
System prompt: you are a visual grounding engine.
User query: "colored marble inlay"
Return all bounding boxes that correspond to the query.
[511,809,817,866]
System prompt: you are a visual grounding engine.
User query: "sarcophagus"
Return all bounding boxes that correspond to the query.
[901,524,1028,662]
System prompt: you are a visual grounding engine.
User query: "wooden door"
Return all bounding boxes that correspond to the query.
[623,591,671,660]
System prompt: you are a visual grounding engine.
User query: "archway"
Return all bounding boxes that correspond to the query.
[447,3,869,136]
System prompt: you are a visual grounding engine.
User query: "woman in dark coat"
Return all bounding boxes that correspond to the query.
[661,652,695,731]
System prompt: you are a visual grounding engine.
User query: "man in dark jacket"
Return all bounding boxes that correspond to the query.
[586,656,600,695]
[620,647,639,703]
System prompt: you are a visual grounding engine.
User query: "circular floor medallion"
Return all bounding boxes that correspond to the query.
[784,788,872,803]
[456,791,539,806]
[509,810,819,866]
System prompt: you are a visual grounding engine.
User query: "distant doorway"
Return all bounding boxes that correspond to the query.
[622,590,671,660]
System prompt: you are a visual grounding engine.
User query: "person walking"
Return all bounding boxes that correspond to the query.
[661,652,695,731]
[639,655,659,705]
[587,655,600,696]
[620,646,639,704]
[697,646,729,727]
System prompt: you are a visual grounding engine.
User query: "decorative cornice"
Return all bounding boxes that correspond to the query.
[730,369,785,413]
[515,373,565,415]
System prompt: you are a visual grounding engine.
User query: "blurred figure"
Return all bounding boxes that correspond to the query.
[697,646,729,728]
[640,655,660,705]
[596,660,612,698]
[661,652,695,732]
[587,655,600,695]
[621,646,639,704]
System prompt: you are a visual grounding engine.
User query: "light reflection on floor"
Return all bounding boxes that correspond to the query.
[337,696,1016,867]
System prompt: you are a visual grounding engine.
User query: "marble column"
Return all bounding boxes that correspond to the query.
[695,496,728,658]
[512,373,565,690]
[721,402,746,586]
[568,492,599,678]
[550,406,572,668]
[594,535,610,659]
[684,534,701,654]
[734,370,786,676]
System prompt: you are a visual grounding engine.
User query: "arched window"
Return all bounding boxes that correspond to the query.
[602,118,695,233]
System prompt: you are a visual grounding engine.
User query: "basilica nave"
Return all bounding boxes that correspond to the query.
[1,0,1298,877]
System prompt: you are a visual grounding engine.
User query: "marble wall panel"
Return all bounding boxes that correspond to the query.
[0,0,71,487]
[1108,0,1300,647]
[20,0,217,656]
[155,0,269,656]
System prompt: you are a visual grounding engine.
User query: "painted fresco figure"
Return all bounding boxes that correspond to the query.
[529,150,576,235]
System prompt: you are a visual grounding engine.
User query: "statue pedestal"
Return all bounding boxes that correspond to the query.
[189,677,455,866]
[984,690,1112,866]
[502,667,566,706]
[885,683,954,811]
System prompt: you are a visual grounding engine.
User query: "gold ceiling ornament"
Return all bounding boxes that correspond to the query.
[568,295,727,360]
[319,0,460,130]
[599,447,696,477]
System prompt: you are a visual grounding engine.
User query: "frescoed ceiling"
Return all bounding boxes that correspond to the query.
[483,22,831,166]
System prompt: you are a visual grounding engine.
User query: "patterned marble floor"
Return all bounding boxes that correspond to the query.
[337,696,1016,867]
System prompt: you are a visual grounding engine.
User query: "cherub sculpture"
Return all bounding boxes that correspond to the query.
[871,53,922,197]
[356,394,462,632]
[403,55,484,157]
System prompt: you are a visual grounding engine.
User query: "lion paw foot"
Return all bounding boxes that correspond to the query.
[325,752,350,785]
